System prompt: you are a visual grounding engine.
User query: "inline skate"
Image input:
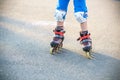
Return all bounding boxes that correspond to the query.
[50,26,65,55]
[77,31,93,59]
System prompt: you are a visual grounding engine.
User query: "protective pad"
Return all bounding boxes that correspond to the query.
[74,12,88,23]
[54,10,67,22]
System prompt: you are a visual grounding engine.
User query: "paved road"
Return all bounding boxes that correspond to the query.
[0,0,120,80]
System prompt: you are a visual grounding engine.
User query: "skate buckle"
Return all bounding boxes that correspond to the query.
[77,34,90,41]
[53,30,65,36]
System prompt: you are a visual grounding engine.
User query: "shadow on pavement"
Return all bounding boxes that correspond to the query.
[114,0,120,1]
[53,48,120,79]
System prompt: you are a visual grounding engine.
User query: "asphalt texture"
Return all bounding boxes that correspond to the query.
[0,0,120,80]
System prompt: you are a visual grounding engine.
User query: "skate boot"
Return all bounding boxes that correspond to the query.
[50,26,65,54]
[77,31,93,59]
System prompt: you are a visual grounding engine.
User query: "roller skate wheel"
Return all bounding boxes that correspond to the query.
[86,52,92,59]
[59,43,63,50]
[50,48,54,55]
[59,47,62,51]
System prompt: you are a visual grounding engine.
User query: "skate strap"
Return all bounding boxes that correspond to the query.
[54,31,64,36]
[77,34,90,41]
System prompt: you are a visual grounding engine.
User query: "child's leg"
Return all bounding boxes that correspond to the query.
[50,0,70,48]
[74,0,92,52]
[74,12,88,31]
[56,0,70,12]
[81,21,87,31]
[55,0,70,27]
[73,0,88,31]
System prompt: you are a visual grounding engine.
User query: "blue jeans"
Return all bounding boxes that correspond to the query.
[56,0,88,12]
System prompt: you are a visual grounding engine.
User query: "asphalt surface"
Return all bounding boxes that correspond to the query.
[0,0,120,80]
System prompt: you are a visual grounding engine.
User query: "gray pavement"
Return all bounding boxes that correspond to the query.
[0,16,120,80]
[0,0,120,80]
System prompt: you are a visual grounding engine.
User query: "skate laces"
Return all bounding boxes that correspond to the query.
[53,30,65,36]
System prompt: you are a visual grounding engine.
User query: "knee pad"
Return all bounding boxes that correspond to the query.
[74,12,88,23]
[54,10,67,22]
